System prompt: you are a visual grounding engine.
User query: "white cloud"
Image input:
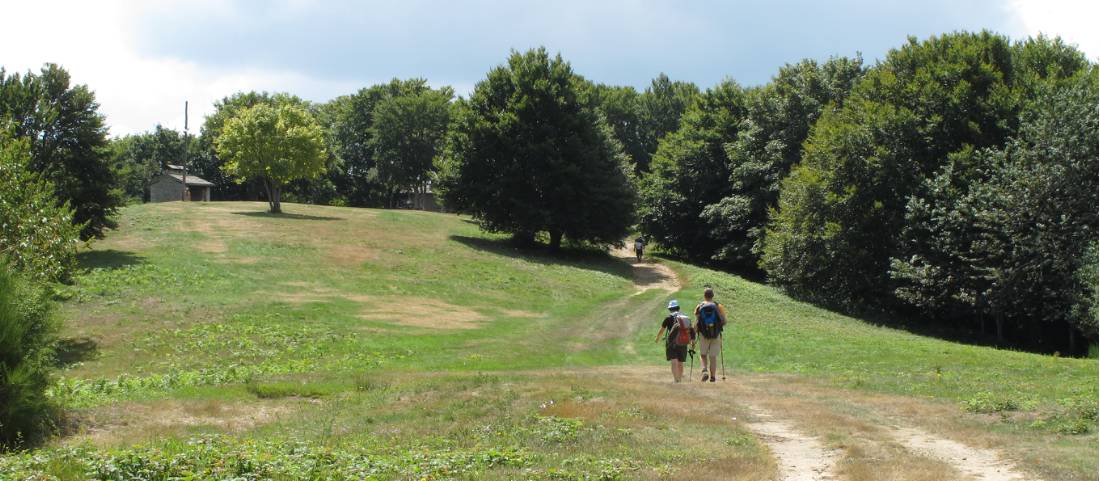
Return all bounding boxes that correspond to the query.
[3,1,1096,136]
[0,0,357,136]
[1008,0,1100,59]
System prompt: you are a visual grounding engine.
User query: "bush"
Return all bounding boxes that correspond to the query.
[0,135,83,282]
[0,261,59,448]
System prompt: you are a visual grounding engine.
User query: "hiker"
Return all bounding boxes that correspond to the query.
[634,236,646,262]
[694,287,728,382]
[654,299,695,382]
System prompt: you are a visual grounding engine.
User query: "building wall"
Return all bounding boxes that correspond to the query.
[149,175,186,202]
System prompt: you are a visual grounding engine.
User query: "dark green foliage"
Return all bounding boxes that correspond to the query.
[0,135,82,282]
[436,48,636,249]
[368,85,453,208]
[638,80,747,262]
[107,126,197,202]
[322,79,439,207]
[760,32,1095,352]
[638,74,701,172]
[0,64,119,239]
[891,68,1098,349]
[763,32,1088,310]
[709,56,864,270]
[583,83,648,174]
[0,262,58,448]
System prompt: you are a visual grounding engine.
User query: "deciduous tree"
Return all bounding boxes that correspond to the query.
[436,48,635,249]
[0,64,118,239]
[215,100,327,213]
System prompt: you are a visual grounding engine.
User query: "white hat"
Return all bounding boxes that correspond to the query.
[667,299,679,309]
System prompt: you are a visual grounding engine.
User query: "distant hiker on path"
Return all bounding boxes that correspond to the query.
[694,288,728,382]
[633,237,646,262]
[655,299,695,382]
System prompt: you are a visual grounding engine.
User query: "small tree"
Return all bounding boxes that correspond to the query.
[215,101,327,213]
[0,135,82,282]
[0,261,58,448]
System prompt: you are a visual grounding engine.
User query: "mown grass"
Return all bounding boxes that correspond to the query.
[1,201,1095,480]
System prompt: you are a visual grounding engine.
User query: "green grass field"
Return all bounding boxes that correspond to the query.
[1,202,1095,480]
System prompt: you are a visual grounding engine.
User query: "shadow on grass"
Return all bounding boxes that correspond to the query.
[54,337,99,367]
[450,235,632,281]
[76,249,143,270]
[232,211,343,221]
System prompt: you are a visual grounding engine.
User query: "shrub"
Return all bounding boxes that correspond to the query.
[0,261,59,448]
[0,135,83,282]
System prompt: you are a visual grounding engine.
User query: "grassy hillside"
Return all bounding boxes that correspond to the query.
[1,202,1095,480]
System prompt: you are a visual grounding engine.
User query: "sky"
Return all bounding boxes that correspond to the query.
[2,0,1097,136]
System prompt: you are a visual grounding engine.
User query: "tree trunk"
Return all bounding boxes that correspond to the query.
[995,313,1005,345]
[262,177,277,213]
[271,185,282,214]
[512,231,535,246]
[1068,323,1077,356]
[549,230,563,251]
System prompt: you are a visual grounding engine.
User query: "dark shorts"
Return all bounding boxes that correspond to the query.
[665,343,687,362]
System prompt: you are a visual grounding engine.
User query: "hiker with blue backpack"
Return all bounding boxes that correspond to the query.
[694,287,728,382]
[654,300,695,382]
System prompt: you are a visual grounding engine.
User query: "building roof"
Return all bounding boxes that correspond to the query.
[166,173,215,187]
[166,164,186,171]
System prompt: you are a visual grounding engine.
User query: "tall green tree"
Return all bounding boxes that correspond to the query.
[891,67,1098,349]
[323,79,436,207]
[637,73,700,172]
[638,80,747,262]
[368,86,453,208]
[0,64,118,239]
[584,84,648,173]
[706,56,864,271]
[763,32,1034,308]
[215,100,327,213]
[436,48,636,249]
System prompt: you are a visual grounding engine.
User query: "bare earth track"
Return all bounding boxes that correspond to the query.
[611,248,1038,481]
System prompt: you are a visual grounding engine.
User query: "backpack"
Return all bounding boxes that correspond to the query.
[669,313,692,346]
[697,302,723,339]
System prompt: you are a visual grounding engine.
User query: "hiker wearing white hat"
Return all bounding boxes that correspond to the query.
[654,299,695,382]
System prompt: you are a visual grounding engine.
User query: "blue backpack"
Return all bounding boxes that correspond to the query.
[697,303,722,338]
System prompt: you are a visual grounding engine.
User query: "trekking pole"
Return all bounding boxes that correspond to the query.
[688,349,695,383]
[720,334,727,381]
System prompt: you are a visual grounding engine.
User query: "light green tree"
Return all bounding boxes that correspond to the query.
[215,101,327,213]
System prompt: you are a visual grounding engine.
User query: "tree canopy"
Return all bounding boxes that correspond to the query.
[0,64,118,239]
[436,48,636,249]
[637,80,747,262]
[368,85,453,208]
[214,99,327,213]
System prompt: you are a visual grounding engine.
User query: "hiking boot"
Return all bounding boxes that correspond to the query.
[701,372,709,382]
[709,376,716,382]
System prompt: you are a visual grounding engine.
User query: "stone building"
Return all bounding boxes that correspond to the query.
[149,165,214,202]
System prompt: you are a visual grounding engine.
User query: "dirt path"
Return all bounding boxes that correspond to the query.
[605,251,1038,481]
[889,427,1033,481]
[611,245,680,294]
[744,408,839,481]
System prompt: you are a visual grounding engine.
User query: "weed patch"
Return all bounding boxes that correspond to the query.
[961,391,1022,414]
[0,435,531,480]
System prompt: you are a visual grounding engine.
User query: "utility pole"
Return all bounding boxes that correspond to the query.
[182,101,192,201]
